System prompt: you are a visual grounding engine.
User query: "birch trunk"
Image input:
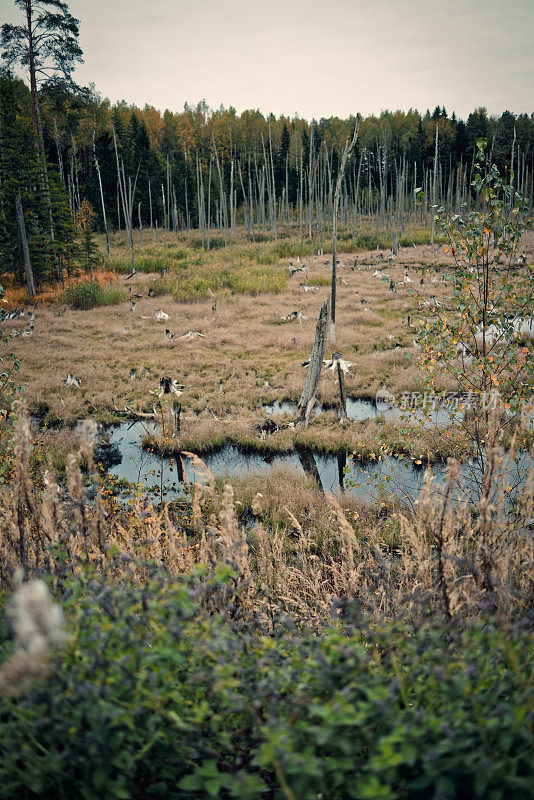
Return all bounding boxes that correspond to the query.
[93,133,110,258]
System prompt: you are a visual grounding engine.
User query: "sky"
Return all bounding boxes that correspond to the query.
[1,0,533,120]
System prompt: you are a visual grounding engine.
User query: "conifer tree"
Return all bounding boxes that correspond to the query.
[74,199,98,280]
[1,1,83,277]
[1,1,83,164]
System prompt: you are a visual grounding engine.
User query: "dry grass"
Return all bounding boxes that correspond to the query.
[1,407,532,627]
[1,270,119,309]
[3,227,533,463]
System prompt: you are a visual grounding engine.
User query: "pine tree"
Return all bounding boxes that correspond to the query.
[0,69,76,293]
[1,1,83,162]
[0,70,39,294]
[1,0,83,277]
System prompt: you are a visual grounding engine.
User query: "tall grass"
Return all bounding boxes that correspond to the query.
[1,408,532,624]
[102,225,435,302]
[62,281,124,310]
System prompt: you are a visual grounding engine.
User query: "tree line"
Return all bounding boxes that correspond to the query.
[41,91,534,234]
[1,0,533,293]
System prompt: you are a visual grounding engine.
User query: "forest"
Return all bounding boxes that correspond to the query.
[1,60,534,289]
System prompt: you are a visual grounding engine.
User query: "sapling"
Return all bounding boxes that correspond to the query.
[414,138,533,495]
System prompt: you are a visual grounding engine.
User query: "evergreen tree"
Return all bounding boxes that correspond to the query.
[92,130,118,228]
[0,70,40,292]
[466,108,489,157]
[454,120,469,164]
[74,199,98,279]
[493,110,516,170]
[0,69,77,291]
[1,1,83,279]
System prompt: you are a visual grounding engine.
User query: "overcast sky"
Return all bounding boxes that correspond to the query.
[1,0,533,119]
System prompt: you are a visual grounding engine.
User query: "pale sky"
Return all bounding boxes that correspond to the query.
[1,0,533,120]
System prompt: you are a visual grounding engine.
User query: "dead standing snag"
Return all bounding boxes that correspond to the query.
[297,299,330,427]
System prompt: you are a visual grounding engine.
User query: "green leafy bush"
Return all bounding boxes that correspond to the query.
[62,281,124,309]
[0,568,532,800]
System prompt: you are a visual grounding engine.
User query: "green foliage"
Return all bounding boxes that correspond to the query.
[62,281,124,309]
[1,1,83,89]
[337,230,433,250]
[308,275,331,287]
[75,201,100,277]
[166,262,287,301]
[0,70,78,289]
[416,141,533,415]
[0,569,533,800]
[109,240,290,301]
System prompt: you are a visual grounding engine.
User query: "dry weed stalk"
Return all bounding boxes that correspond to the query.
[0,409,532,627]
[212,483,252,590]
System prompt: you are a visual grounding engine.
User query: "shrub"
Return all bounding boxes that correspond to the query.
[0,571,532,800]
[0,414,532,798]
[62,281,124,309]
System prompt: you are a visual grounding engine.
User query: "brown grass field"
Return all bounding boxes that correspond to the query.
[3,226,533,471]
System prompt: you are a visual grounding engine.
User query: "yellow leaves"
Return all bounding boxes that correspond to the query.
[74,199,97,234]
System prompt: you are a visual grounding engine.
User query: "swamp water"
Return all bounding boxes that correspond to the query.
[102,419,531,506]
[263,397,464,428]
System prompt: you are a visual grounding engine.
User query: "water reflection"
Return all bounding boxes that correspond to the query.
[103,422,531,508]
[263,397,464,428]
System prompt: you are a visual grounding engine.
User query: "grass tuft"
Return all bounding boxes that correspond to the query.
[62,282,124,310]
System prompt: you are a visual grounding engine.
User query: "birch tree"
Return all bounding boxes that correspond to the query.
[113,127,139,276]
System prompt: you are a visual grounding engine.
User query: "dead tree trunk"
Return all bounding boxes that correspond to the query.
[113,127,140,275]
[297,299,329,426]
[166,156,170,233]
[337,452,346,492]
[212,134,228,245]
[431,123,439,246]
[331,122,359,346]
[93,133,110,258]
[172,401,181,437]
[15,193,35,300]
[331,353,348,421]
